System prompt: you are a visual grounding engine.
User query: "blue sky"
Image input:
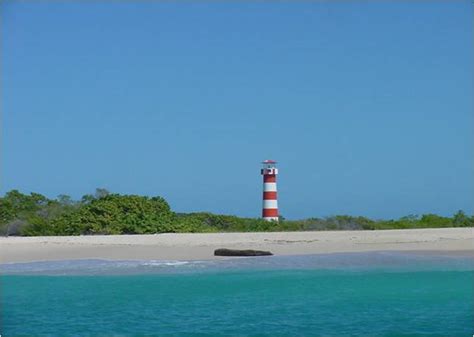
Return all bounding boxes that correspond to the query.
[1,1,472,219]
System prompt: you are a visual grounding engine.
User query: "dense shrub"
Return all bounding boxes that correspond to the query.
[0,189,472,236]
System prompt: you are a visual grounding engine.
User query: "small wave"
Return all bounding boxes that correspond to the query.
[0,258,212,275]
[140,260,194,266]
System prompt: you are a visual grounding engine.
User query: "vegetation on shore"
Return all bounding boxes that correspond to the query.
[0,189,472,236]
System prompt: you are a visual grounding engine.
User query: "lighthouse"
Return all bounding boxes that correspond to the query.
[261,160,279,221]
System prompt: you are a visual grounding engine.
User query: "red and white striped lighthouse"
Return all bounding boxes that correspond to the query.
[261,159,279,221]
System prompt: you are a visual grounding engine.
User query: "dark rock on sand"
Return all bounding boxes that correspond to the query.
[214,248,273,257]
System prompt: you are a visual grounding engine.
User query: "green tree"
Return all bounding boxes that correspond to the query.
[49,194,175,235]
[453,210,472,227]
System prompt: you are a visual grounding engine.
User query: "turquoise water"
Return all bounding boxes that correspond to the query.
[1,253,473,336]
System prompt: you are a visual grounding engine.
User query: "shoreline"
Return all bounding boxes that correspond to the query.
[0,228,472,263]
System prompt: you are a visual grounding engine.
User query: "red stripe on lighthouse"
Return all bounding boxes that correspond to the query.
[263,175,276,183]
[262,208,278,217]
[263,191,277,199]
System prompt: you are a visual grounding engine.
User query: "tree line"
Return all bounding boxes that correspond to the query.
[0,189,472,236]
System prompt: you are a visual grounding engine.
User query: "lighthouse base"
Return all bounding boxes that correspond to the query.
[263,217,279,222]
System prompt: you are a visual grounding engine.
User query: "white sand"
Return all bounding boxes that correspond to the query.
[0,228,472,263]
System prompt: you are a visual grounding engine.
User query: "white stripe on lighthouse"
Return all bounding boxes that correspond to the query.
[263,199,278,209]
[263,182,277,192]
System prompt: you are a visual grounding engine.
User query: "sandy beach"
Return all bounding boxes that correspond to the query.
[0,227,472,263]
